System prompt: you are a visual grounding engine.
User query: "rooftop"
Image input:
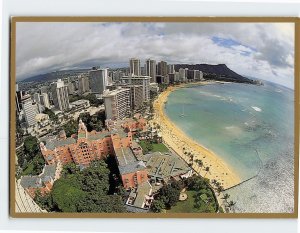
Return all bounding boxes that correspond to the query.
[144,152,191,181]
[87,131,112,141]
[20,164,57,189]
[45,137,76,150]
[127,181,152,209]
[114,147,137,167]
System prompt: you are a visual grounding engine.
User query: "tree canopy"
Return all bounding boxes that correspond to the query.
[35,160,126,213]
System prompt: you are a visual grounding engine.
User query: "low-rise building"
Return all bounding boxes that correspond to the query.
[20,162,62,198]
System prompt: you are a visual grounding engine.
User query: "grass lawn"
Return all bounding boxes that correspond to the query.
[167,190,216,213]
[139,141,169,153]
[152,143,169,152]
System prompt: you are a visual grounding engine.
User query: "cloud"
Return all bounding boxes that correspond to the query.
[16,22,294,88]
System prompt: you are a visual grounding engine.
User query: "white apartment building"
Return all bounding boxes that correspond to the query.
[50,79,70,111]
[22,95,38,127]
[120,75,150,102]
[103,88,131,120]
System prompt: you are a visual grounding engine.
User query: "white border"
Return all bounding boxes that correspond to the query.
[1,0,299,232]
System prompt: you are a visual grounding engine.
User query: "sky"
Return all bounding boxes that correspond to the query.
[16,22,295,88]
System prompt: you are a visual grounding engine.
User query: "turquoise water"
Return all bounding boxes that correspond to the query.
[165,82,294,213]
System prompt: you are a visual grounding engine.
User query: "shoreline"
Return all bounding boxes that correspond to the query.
[151,81,241,189]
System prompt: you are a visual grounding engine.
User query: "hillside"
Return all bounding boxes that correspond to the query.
[22,69,89,83]
[174,64,254,84]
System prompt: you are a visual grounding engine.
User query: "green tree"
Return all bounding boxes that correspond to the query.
[79,111,105,132]
[62,120,78,137]
[23,136,39,158]
[151,199,166,213]
[159,184,181,208]
[61,162,80,177]
[51,176,86,212]
[77,194,126,213]
[79,160,110,194]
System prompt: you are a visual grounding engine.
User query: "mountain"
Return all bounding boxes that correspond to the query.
[174,64,254,84]
[21,69,89,83]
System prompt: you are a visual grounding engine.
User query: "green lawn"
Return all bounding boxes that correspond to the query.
[139,141,169,153]
[167,190,216,213]
[152,143,169,152]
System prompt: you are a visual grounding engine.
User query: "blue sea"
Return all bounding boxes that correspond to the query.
[164,81,294,213]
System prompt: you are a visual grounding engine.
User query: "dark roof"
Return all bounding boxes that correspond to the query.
[115,147,137,167]
[20,164,57,189]
[118,161,147,175]
[45,138,76,150]
[88,131,111,141]
[20,177,42,189]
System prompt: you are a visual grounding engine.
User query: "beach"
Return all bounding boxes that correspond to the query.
[151,82,241,189]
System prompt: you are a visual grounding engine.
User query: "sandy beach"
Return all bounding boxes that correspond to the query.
[151,82,241,189]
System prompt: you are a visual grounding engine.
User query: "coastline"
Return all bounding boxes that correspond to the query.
[151,81,241,189]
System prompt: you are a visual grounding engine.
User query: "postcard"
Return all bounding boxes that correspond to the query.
[10,17,299,218]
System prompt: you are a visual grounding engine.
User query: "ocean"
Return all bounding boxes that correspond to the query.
[164,81,294,213]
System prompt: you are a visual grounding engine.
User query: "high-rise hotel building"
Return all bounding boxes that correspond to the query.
[78,75,90,94]
[145,59,156,83]
[103,88,131,120]
[50,79,70,111]
[89,67,108,95]
[129,58,141,76]
[22,94,38,127]
[121,75,150,102]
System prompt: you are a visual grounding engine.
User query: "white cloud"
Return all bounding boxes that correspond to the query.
[16,22,295,88]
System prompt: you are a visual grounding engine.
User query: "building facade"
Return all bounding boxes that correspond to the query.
[145,59,156,83]
[39,93,51,109]
[120,75,150,102]
[78,75,90,94]
[22,95,38,127]
[50,79,70,111]
[103,88,131,120]
[129,58,141,76]
[89,67,108,95]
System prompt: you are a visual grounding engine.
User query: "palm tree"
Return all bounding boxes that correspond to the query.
[204,167,210,178]
[221,193,230,203]
[197,159,203,170]
[217,185,224,194]
[226,200,236,212]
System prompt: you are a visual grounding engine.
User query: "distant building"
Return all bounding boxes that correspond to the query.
[179,68,187,82]
[145,59,156,83]
[89,67,108,95]
[22,95,38,127]
[78,75,90,94]
[157,61,168,77]
[168,73,175,84]
[50,79,70,111]
[39,93,51,109]
[70,99,90,110]
[121,75,150,102]
[168,64,175,74]
[33,93,40,104]
[40,86,48,94]
[67,82,76,95]
[103,88,131,120]
[129,58,141,76]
